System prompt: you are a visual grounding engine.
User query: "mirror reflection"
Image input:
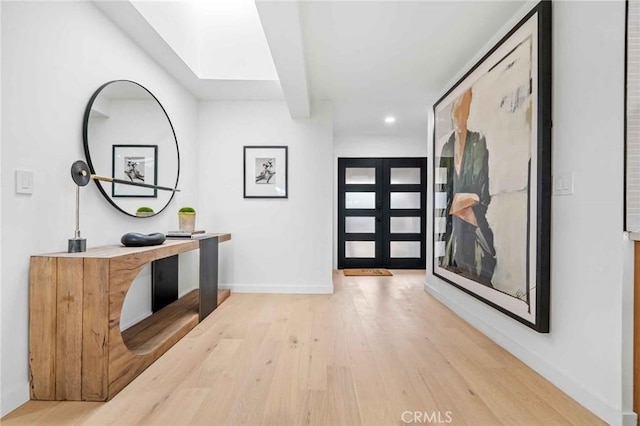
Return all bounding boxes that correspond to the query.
[83,80,180,217]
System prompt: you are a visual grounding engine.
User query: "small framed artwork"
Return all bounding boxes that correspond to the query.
[243,146,288,198]
[112,144,158,197]
[432,2,551,332]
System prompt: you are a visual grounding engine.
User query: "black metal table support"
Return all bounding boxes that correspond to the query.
[199,235,219,321]
[151,255,179,312]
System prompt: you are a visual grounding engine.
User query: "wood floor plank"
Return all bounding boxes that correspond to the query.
[327,366,362,426]
[4,271,605,425]
[0,401,100,425]
[224,338,282,425]
[188,321,272,425]
[296,390,336,426]
[507,362,606,425]
[303,298,331,391]
[138,388,210,426]
[357,400,397,426]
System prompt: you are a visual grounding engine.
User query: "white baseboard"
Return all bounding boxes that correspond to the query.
[219,283,334,295]
[424,282,627,426]
[1,382,29,417]
[622,412,638,426]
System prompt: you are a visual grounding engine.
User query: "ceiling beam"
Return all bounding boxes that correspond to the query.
[255,1,310,119]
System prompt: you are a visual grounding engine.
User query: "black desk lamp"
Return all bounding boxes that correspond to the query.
[68,160,180,253]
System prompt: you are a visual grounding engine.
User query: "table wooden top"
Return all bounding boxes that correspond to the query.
[33,233,231,259]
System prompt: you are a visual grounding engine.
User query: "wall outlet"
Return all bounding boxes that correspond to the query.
[15,169,34,194]
[553,172,574,196]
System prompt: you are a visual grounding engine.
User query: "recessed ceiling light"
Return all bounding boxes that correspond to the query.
[384,116,396,124]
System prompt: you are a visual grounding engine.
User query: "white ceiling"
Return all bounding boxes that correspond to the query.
[299,1,526,103]
[94,0,527,136]
[296,1,527,136]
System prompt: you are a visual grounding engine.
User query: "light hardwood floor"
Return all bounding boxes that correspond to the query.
[4,270,603,425]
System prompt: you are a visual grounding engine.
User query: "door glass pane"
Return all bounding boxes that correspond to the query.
[390,168,421,184]
[345,168,375,184]
[345,241,375,258]
[390,192,420,209]
[346,217,375,234]
[390,217,421,234]
[345,192,375,209]
[390,241,421,258]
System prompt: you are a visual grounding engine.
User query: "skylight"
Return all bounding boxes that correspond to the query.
[131,0,278,81]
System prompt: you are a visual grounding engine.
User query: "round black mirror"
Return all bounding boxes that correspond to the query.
[83,80,180,217]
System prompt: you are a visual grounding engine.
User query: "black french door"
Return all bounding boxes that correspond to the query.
[338,157,427,269]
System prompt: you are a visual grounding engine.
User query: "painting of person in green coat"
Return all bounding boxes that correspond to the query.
[438,88,497,287]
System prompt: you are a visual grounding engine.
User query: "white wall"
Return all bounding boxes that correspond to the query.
[198,101,333,294]
[425,2,634,425]
[334,134,428,159]
[0,0,4,416]
[1,1,199,415]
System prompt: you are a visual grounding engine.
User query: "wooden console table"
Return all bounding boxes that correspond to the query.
[29,233,230,401]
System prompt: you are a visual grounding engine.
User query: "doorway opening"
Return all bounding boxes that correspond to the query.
[337,157,427,269]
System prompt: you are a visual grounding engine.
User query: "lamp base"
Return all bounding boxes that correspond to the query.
[68,238,86,253]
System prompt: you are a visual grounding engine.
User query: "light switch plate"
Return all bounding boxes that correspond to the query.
[553,175,563,195]
[553,172,574,196]
[15,169,34,194]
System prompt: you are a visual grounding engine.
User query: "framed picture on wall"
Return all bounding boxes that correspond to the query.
[243,146,288,198]
[112,144,158,197]
[432,1,552,332]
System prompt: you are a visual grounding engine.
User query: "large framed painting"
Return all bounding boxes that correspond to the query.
[112,144,158,198]
[243,146,288,198]
[432,1,552,332]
